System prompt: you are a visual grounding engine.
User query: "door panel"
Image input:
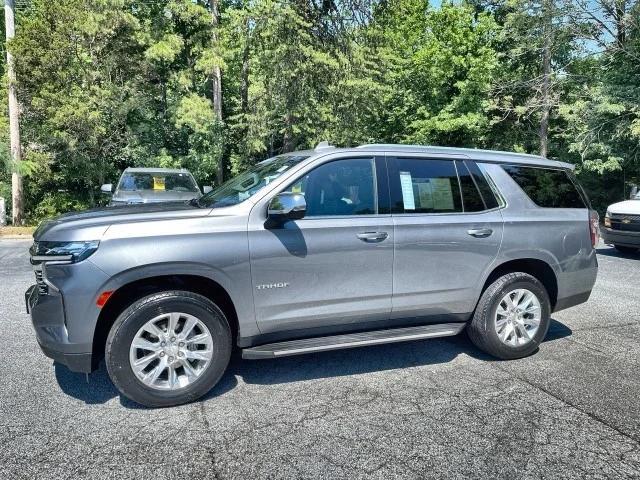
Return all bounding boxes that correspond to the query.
[388,155,503,319]
[392,211,503,318]
[248,155,394,334]
[249,217,394,333]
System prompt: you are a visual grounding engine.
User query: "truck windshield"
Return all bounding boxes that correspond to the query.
[198,154,309,208]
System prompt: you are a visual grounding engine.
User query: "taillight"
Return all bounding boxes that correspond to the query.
[589,210,599,248]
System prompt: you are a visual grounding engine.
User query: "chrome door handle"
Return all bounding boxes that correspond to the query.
[467,228,493,238]
[356,231,388,242]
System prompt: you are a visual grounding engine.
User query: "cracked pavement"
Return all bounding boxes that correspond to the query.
[1,239,640,479]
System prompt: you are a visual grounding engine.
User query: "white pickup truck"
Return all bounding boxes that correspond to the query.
[603,186,640,253]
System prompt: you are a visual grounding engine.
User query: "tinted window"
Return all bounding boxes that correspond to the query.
[456,161,485,212]
[502,165,585,208]
[466,161,499,209]
[390,158,463,214]
[287,158,376,216]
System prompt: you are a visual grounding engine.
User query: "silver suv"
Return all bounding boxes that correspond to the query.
[26,143,599,407]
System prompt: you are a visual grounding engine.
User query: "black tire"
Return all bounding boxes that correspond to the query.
[105,290,232,408]
[467,272,551,360]
[614,245,638,254]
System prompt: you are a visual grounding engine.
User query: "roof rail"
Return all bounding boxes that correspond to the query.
[356,143,430,149]
[314,141,334,151]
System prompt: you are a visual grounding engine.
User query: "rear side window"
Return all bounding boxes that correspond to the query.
[465,161,500,209]
[501,165,586,208]
[456,161,484,212]
[389,158,463,213]
[456,161,500,211]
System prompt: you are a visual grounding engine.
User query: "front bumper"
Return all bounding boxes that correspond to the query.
[602,228,640,248]
[26,284,95,373]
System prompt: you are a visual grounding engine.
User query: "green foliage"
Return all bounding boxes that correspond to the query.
[30,191,91,224]
[0,0,638,223]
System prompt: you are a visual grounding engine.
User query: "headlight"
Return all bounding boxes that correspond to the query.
[30,240,100,263]
[604,210,611,228]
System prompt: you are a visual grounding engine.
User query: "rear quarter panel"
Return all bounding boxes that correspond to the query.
[480,163,598,305]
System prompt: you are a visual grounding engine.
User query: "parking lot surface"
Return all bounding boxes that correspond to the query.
[1,239,640,479]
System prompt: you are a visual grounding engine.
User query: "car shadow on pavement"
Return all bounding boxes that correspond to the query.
[224,318,572,389]
[596,245,640,259]
[54,361,240,408]
[53,319,571,407]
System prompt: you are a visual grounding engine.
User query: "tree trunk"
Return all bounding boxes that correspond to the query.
[238,18,250,166]
[539,0,552,158]
[210,0,224,185]
[282,112,295,152]
[615,0,626,45]
[240,18,249,118]
[5,0,23,225]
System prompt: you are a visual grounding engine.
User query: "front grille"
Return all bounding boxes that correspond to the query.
[610,214,640,232]
[34,268,48,295]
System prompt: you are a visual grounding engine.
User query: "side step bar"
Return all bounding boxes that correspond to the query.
[242,323,466,360]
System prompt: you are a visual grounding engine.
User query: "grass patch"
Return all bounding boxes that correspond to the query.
[0,226,36,237]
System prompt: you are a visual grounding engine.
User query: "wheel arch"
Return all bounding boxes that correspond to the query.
[480,258,559,310]
[92,274,239,369]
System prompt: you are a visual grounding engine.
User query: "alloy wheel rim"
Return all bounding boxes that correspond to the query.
[495,288,541,347]
[129,312,214,390]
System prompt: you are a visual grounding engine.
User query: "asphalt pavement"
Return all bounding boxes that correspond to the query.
[1,239,640,479]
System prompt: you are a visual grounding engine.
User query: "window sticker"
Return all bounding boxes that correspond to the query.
[399,171,415,210]
[416,181,434,210]
[431,178,455,210]
[153,176,166,191]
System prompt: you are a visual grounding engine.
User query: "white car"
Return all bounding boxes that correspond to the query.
[603,186,640,253]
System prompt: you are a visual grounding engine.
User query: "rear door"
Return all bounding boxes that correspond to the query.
[388,155,504,320]
[248,155,394,334]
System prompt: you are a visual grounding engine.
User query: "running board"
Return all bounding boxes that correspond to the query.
[242,323,466,360]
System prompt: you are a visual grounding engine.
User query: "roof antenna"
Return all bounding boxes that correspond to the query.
[314,141,333,151]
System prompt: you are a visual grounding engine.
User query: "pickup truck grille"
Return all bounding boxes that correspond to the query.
[610,214,640,232]
[34,267,48,295]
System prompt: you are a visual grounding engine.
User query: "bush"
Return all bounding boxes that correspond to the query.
[30,192,91,225]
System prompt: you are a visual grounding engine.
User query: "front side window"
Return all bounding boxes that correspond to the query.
[287,157,377,216]
[390,158,463,214]
[501,165,585,208]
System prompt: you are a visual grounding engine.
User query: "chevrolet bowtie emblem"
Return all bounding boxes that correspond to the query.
[622,218,632,224]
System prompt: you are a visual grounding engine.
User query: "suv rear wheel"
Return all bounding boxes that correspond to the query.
[467,272,551,360]
[105,290,232,407]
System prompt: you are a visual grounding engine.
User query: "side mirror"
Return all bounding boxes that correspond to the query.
[630,185,638,199]
[203,185,213,194]
[101,184,113,194]
[267,192,306,224]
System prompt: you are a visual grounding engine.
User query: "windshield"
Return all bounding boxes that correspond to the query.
[118,172,199,193]
[198,154,309,208]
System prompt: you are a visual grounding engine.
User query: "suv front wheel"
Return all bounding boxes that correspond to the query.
[467,272,551,360]
[105,290,232,407]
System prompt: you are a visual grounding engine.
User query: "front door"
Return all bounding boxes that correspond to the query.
[387,155,504,320]
[248,156,394,334]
